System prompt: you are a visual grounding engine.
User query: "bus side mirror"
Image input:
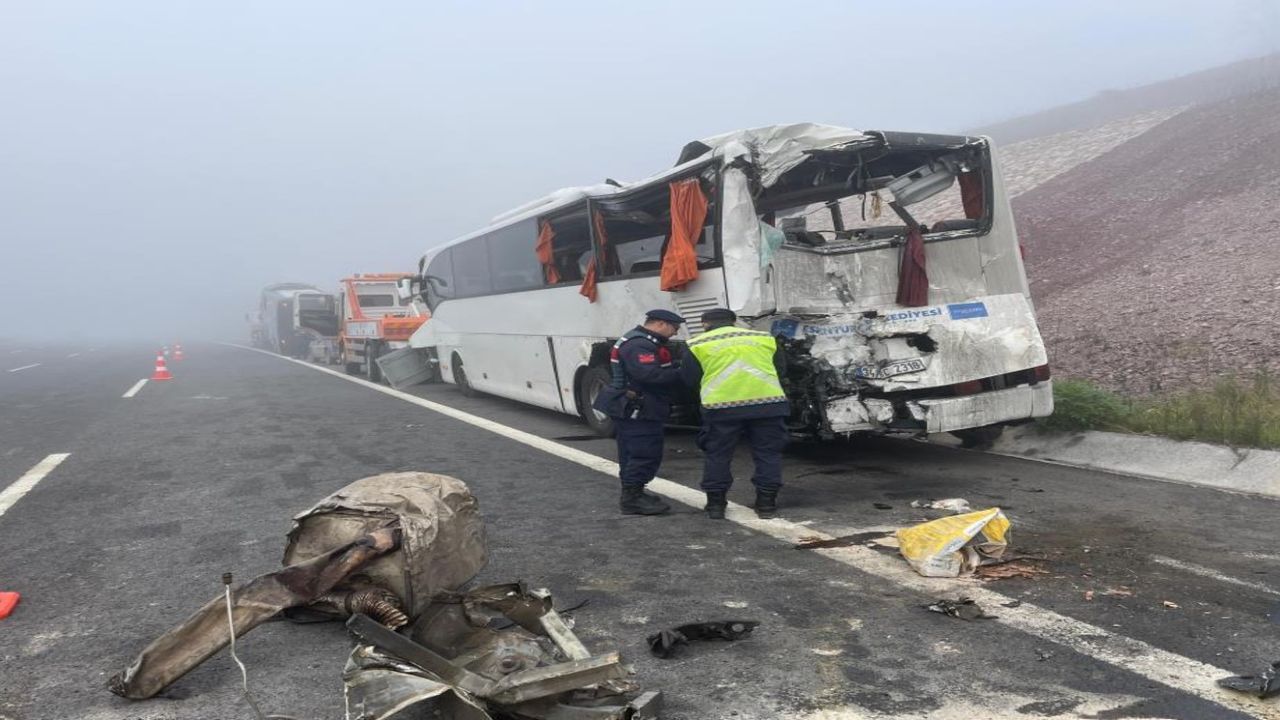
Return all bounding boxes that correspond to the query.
[396,278,413,300]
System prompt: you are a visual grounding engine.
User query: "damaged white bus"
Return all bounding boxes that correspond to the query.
[404,123,1052,443]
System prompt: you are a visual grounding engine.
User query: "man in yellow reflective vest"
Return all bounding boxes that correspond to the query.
[681,308,789,520]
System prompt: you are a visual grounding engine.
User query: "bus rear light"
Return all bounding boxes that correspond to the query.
[1032,364,1052,383]
[952,380,983,397]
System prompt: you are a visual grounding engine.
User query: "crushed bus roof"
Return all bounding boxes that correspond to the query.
[420,123,984,264]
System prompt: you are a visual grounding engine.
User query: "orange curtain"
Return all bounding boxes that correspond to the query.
[958,171,984,220]
[895,226,928,307]
[536,220,560,285]
[579,211,608,302]
[660,178,706,292]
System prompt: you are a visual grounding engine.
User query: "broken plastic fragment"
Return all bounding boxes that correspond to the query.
[1217,661,1280,699]
[909,498,972,513]
[646,620,759,658]
[924,598,995,621]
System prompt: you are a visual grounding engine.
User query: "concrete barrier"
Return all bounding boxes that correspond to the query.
[932,424,1280,498]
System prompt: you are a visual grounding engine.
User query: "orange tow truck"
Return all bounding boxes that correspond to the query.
[337,273,429,383]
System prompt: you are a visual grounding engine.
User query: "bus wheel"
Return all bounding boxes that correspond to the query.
[950,424,1005,449]
[366,342,384,384]
[453,354,479,397]
[579,366,616,438]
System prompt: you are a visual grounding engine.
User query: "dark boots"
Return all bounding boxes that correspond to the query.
[753,489,779,519]
[704,491,727,520]
[620,485,670,515]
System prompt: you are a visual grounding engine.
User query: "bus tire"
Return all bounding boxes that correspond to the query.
[950,424,1004,449]
[453,354,479,397]
[579,366,616,438]
[366,342,384,384]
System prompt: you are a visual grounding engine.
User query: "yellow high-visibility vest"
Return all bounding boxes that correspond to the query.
[687,326,786,410]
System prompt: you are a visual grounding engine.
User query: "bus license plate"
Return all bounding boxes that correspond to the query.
[855,357,927,379]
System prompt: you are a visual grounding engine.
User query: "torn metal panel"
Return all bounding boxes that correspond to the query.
[767,293,1050,437]
[720,165,766,315]
[685,123,872,187]
[109,526,400,700]
[771,293,1046,388]
[910,383,1054,434]
[344,645,494,720]
[510,690,663,719]
[284,472,488,618]
[823,396,875,434]
[345,582,652,720]
[488,654,626,705]
[348,613,508,697]
[111,472,487,701]
[772,240,994,314]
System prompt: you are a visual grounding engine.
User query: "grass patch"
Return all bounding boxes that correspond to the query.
[1042,373,1280,449]
[1041,379,1130,432]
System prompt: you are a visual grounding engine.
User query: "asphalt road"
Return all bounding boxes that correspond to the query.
[1,342,1279,720]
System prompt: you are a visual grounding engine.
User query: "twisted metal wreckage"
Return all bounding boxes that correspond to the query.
[108,473,662,719]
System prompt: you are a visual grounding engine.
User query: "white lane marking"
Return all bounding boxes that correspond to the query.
[0,453,71,518]
[66,353,80,359]
[236,345,1278,719]
[8,363,40,373]
[122,379,148,398]
[1151,554,1280,598]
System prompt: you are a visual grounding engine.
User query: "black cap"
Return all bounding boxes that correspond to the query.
[701,308,737,324]
[645,309,685,325]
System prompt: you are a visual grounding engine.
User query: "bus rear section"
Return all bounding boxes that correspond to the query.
[769,296,1051,440]
[715,127,1054,441]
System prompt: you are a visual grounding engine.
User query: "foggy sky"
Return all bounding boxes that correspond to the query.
[2,0,1276,342]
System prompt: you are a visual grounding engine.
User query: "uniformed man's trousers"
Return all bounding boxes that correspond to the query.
[615,418,665,487]
[698,416,787,492]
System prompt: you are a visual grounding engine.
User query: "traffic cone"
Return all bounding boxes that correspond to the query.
[151,352,173,381]
[173,344,185,362]
[0,592,19,620]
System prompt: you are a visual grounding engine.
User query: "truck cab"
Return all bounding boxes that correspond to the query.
[337,273,429,383]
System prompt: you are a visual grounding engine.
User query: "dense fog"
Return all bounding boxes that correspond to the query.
[2,0,1276,342]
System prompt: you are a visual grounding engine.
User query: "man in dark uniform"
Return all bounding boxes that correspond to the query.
[682,308,790,520]
[592,309,685,515]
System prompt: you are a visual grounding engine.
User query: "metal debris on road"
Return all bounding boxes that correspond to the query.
[109,474,662,718]
[1162,600,1180,609]
[909,498,972,513]
[873,502,893,510]
[1217,660,1280,699]
[924,598,996,621]
[346,583,661,719]
[646,620,760,658]
[109,472,487,700]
